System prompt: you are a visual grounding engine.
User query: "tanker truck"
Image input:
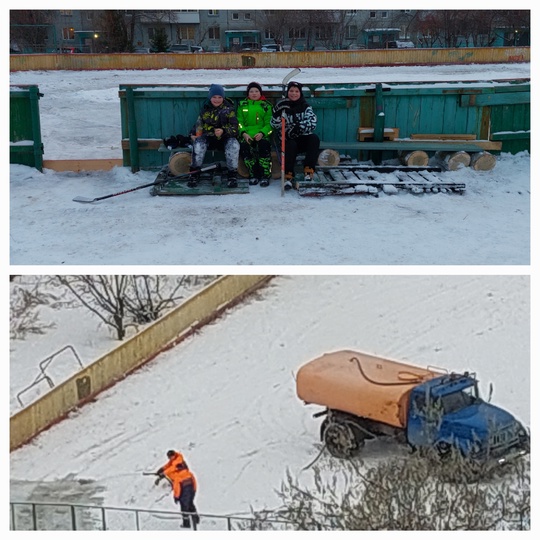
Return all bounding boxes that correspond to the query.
[296,350,529,469]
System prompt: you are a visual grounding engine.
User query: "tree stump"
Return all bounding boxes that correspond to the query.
[435,151,471,171]
[398,150,429,166]
[168,151,191,176]
[470,151,497,171]
[317,148,341,167]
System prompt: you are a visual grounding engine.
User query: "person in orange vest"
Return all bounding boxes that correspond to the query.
[154,450,188,486]
[169,465,200,528]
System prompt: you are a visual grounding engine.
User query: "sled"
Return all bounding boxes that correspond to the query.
[150,166,250,196]
[296,165,466,197]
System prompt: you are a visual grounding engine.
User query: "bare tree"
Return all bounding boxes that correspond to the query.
[54,275,215,340]
[244,451,530,530]
[98,10,130,52]
[10,276,58,340]
[10,10,54,52]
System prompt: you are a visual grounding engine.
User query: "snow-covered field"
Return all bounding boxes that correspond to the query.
[10,276,531,530]
[9,64,531,265]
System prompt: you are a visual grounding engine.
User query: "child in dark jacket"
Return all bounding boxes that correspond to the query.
[190,84,240,187]
[236,82,273,187]
[270,81,320,190]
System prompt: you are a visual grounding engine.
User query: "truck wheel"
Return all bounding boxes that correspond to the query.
[323,419,364,459]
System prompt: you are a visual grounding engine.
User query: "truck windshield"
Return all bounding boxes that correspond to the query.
[439,387,477,414]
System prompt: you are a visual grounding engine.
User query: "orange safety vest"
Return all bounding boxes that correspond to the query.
[160,451,188,479]
[170,468,197,499]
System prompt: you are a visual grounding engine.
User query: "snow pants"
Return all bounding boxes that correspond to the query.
[191,134,240,172]
[239,138,272,179]
[175,484,199,528]
[284,133,320,175]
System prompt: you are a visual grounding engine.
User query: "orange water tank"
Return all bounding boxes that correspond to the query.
[296,350,442,428]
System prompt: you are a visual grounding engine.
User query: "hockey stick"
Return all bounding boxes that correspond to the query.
[280,112,286,197]
[278,68,300,197]
[72,163,218,203]
[282,67,301,95]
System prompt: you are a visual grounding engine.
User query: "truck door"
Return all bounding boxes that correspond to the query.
[407,389,442,448]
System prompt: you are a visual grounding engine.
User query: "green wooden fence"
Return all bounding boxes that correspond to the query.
[119,79,530,171]
[10,85,44,171]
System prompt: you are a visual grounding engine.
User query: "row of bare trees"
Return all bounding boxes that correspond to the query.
[10,10,530,53]
[10,275,216,341]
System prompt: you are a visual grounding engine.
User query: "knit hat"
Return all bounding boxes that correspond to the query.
[287,80,303,96]
[246,81,263,95]
[208,83,225,98]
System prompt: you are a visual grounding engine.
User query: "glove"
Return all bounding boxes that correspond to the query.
[175,134,191,148]
[164,136,179,149]
[273,102,290,117]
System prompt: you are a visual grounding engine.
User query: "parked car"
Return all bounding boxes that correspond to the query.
[240,42,261,52]
[57,47,83,54]
[387,40,415,49]
[190,45,204,53]
[132,47,150,54]
[168,44,191,53]
[261,43,283,52]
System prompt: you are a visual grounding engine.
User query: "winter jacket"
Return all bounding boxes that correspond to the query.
[191,97,239,139]
[170,468,198,499]
[270,97,317,140]
[158,451,188,479]
[236,97,273,139]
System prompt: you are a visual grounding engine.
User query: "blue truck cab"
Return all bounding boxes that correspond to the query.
[407,372,529,466]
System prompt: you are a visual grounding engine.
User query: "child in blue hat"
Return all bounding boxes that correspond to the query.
[189,84,240,187]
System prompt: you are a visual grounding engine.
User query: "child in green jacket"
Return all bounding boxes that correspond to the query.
[237,82,273,187]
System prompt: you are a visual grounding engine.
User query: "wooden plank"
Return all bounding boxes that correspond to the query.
[43,159,123,172]
[411,134,476,140]
[460,92,530,107]
[121,139,162,150]
[320,140,502,151]
[491,131,530,141]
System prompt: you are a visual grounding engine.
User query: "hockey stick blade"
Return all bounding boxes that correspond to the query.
[72,163,218,203]
[282,68,301,86]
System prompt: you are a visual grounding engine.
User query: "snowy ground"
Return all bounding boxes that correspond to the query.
[9,276,531,530]
[9,64,531,265]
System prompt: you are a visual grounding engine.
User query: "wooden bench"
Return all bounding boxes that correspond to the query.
[320,139,502,152]
[319,139,502,165]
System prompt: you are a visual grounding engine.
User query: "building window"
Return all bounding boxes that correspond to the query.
[62,27,75,40]
[60,10,72,16]
[315,26,330,40]
[289,28,306,39]
[370,11,377,18]
[244,12,251,21]
[232,12,239,20]
[208,10,219,16]
[346,25,357,39]
[208,26,220,40]
[381,11,388,19]
[177,26,195,41]
[264,29,275,40]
